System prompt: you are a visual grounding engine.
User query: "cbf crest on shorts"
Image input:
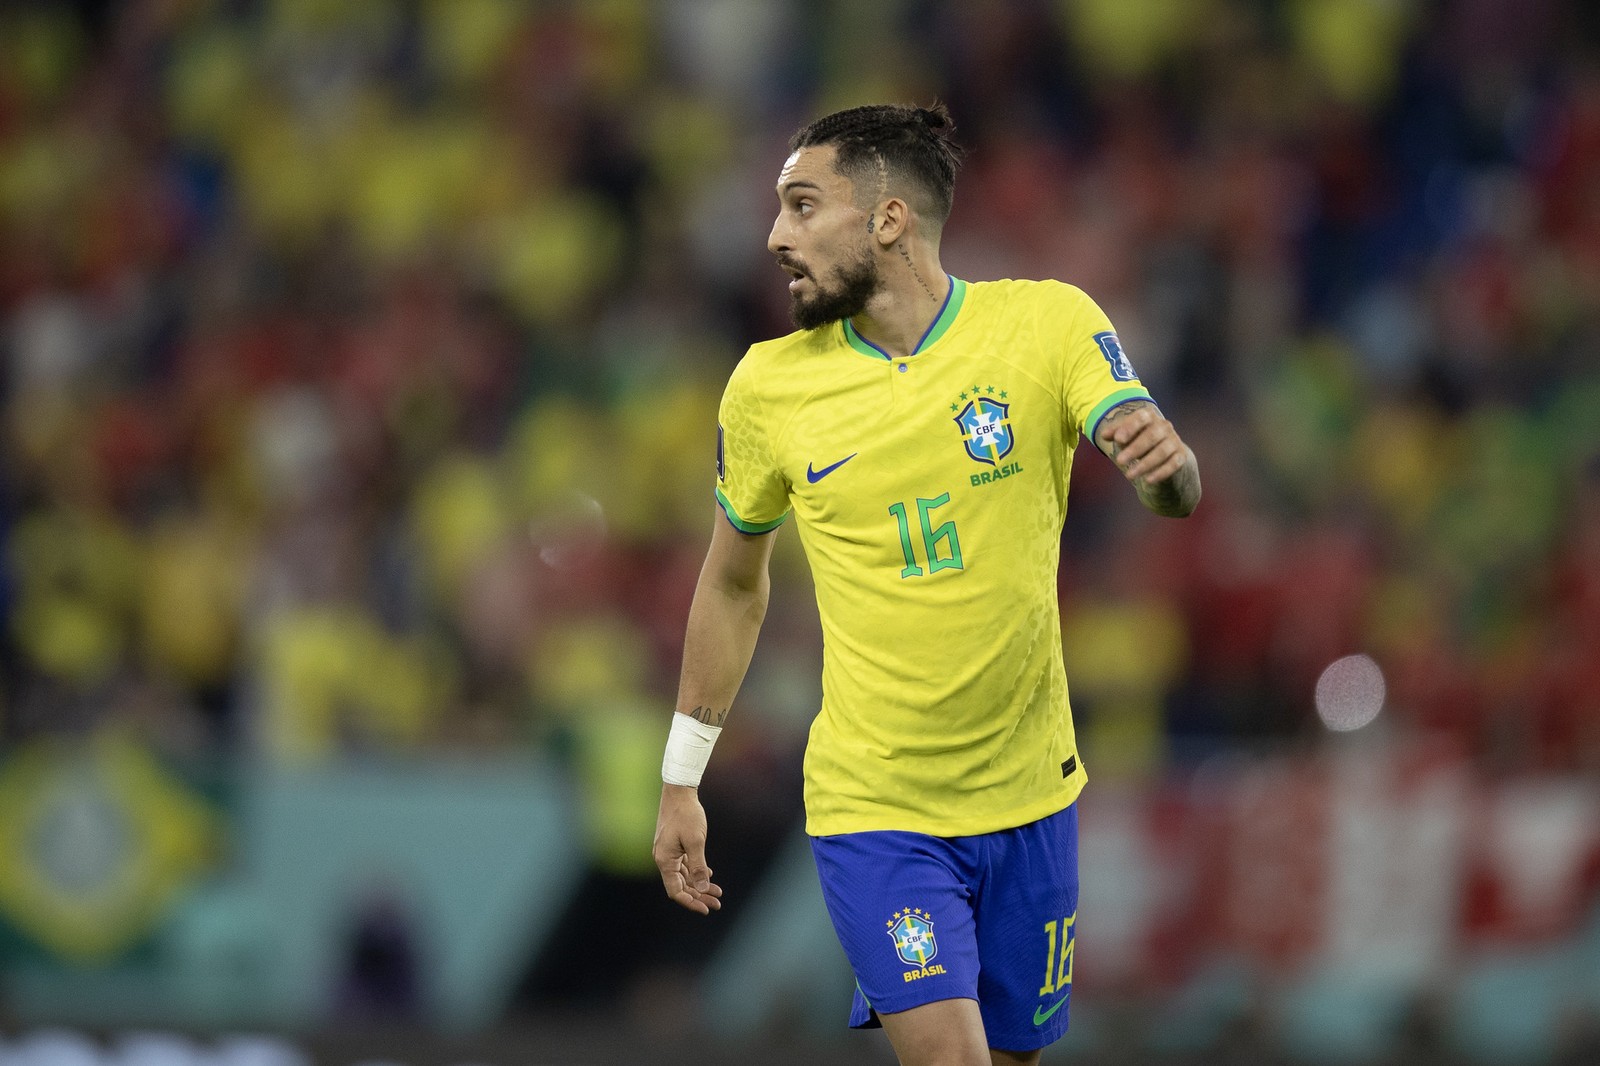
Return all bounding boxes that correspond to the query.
[952,391,1014,466]
[887,907,938,967]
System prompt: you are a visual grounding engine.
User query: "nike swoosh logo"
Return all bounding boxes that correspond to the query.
[806,453,858,483]
[1032,995,1068,1026]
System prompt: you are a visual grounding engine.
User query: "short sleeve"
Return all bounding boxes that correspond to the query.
[713,359,791,534]
[1054,287,1156,450]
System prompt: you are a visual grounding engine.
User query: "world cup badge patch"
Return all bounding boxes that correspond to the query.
[1094,330,1138,381]
[952,389,1014,466]
[887,908,938,967]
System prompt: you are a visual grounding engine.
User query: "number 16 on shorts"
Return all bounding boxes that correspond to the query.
[1039,911,1075,995]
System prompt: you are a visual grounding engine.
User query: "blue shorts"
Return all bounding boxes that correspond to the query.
[809,803,1080,1052]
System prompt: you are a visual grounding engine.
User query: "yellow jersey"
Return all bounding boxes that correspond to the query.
[715,278,1153,836]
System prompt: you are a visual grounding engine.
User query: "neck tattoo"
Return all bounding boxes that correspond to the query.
[900,244,938,302]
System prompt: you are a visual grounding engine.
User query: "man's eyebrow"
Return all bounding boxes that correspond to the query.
[778,179,823,195]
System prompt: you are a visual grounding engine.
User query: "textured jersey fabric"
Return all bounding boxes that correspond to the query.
[716,277,1153,836]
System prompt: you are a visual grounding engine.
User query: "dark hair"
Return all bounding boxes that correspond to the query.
[789,103,965,227]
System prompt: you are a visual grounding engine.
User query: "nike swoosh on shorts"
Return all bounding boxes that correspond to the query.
[1032,995,1068,1026]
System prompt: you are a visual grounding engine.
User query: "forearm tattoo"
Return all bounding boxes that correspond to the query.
[1098,402,1199,517]
[1134,457,1200,517]
[1097,404,1143,460]
[686,705,730,728]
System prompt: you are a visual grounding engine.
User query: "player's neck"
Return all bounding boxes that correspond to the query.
[849,248,950,360]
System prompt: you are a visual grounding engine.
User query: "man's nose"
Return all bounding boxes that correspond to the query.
[767,214,791,256]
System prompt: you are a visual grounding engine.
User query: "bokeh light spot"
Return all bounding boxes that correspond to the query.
[530,492,608,569]
[1314,653,1386,732]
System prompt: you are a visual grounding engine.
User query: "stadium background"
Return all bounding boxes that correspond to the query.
[1,0,1598,1063]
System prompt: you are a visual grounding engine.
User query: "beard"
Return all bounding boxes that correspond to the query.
[789,246,882,331]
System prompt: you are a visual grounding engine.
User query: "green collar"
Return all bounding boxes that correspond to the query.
[843,276,968,361]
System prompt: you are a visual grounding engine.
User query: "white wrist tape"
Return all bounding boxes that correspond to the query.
[662,713,722,787]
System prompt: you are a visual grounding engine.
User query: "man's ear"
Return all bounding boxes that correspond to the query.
[872,197,910,245]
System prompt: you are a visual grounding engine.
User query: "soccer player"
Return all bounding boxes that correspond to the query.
[653,103,1200,1066]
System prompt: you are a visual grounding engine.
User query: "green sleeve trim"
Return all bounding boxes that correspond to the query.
[1084,387,1155,445]
[714,486,789,534]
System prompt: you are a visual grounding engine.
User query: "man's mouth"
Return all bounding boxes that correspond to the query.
[778,259,810,291]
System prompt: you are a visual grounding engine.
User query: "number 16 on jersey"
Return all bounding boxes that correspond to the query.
[888,494,964,579]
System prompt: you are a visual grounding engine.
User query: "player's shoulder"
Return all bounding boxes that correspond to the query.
[967,277,1097,320]
[743,324,833,364]
[727,325,837,393]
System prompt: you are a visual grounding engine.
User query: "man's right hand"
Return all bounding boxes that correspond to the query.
[653,783,724,915]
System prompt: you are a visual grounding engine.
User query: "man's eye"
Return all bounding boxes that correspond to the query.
[797,201,813,215]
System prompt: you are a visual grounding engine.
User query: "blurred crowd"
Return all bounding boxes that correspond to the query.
[2,0,1598,830]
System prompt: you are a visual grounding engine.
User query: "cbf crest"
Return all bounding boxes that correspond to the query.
[952,391,1014,466]
[887,907,938,967]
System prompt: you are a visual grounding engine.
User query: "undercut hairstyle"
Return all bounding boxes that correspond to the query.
[789,103,965,229]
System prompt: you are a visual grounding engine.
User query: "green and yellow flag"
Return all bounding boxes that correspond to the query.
[0,732,219,962]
